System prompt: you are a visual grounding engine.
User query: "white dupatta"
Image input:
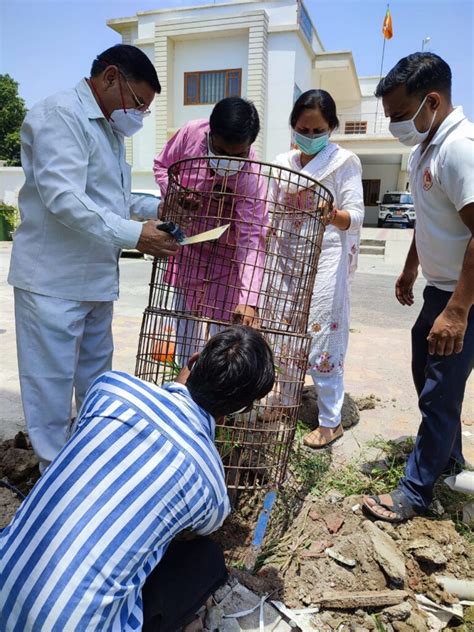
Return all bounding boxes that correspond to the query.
[273,143,355,199]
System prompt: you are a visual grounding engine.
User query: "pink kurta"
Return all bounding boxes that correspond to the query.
[153,119,268,321]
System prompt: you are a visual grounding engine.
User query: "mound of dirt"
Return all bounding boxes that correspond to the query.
[0,485,22,528]
[298,387,360,429]
[251,492,473,629]
[0,432,40,528]
[300,504,468,604]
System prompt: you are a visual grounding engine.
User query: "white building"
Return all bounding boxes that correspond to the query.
[106,0,411,225]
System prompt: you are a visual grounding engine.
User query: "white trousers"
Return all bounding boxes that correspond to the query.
[309,371,345,428]
[14,288,114,468]
[306,229,354,429]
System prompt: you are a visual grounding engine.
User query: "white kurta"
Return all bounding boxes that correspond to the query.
[9,79,159,468]
[271,143,365,427]
[9,79,158,300]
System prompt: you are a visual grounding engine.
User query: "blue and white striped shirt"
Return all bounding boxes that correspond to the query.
[0,371,230,632]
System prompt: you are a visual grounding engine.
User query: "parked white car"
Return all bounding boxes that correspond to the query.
[377,192,416,228]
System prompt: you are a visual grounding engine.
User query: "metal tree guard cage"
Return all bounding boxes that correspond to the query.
[136,156,333,491]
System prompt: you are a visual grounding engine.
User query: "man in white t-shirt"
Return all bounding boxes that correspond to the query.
[363,53,474,522]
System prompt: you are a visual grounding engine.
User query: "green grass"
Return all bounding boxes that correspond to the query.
[161,359,181,382]
[290,425,409,497]
[432,482,474,544]
[215,425,242,460]
[291,421,332,490]
[288,428,473,542]
[293,419,311,443]
[253,540,280,572]
[372,614,388,631]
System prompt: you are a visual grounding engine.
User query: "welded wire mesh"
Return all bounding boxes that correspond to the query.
[136,156,333,490]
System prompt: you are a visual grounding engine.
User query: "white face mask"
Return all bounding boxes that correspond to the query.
[110,108,146,137]
[389,96,437,146]
[207,135,242,177]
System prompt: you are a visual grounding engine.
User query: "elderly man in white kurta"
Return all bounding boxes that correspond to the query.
[8,45,179,472]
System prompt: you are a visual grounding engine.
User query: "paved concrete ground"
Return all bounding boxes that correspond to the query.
[1,227,472,462]
[339,227,474,464]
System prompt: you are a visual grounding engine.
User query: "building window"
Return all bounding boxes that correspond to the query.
[293,83,302,103]
[299,3,313,43]
[362,179,381,206]
[344,121,368,134]
[184,69,242,105]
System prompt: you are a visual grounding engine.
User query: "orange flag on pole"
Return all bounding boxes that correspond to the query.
[382,6,393,39]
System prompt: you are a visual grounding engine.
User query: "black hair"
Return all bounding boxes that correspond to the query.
[290,89,339,130]
[375,52,452,100]
[186,326,275,418]
[90,44,161,94]
[209,97,260,144]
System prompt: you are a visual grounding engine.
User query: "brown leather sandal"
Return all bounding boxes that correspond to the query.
[303,424,344,449]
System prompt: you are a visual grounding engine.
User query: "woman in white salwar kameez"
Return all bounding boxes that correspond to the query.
[272,90,365,448]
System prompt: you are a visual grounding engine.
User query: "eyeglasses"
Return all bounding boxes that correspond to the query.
[97,58,152,116]
[120,73,151,116]
[208,134,250,158]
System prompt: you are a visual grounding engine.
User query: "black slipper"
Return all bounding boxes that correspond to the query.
[362,489,417,523]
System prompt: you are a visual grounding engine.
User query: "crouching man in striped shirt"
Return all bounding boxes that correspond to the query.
[0,326,275,632]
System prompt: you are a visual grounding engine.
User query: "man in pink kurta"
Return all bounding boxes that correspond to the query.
[153,98,268,325]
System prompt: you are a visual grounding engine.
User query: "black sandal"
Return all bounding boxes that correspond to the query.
[363,489,417,523]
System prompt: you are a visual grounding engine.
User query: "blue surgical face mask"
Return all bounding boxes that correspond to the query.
[293,130,330,155]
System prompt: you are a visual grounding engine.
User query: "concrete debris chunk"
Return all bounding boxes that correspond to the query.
[462,500,474,527]
[213,581,233,604]
[325,547,356,568]
[220,618,241,632]
[364,521,406,586]
[318,589,408,609]
[383,602,412,622]
[205,605,223,631]
[412,545,447,566]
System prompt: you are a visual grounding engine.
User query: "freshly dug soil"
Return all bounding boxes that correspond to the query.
[0,432,39,528]
[0,486,22,528]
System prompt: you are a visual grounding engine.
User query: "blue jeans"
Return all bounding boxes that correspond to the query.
[399,286,474,512]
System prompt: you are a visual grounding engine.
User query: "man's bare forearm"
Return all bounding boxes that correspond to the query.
[448,238,474,314]
[403,231,419,272]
